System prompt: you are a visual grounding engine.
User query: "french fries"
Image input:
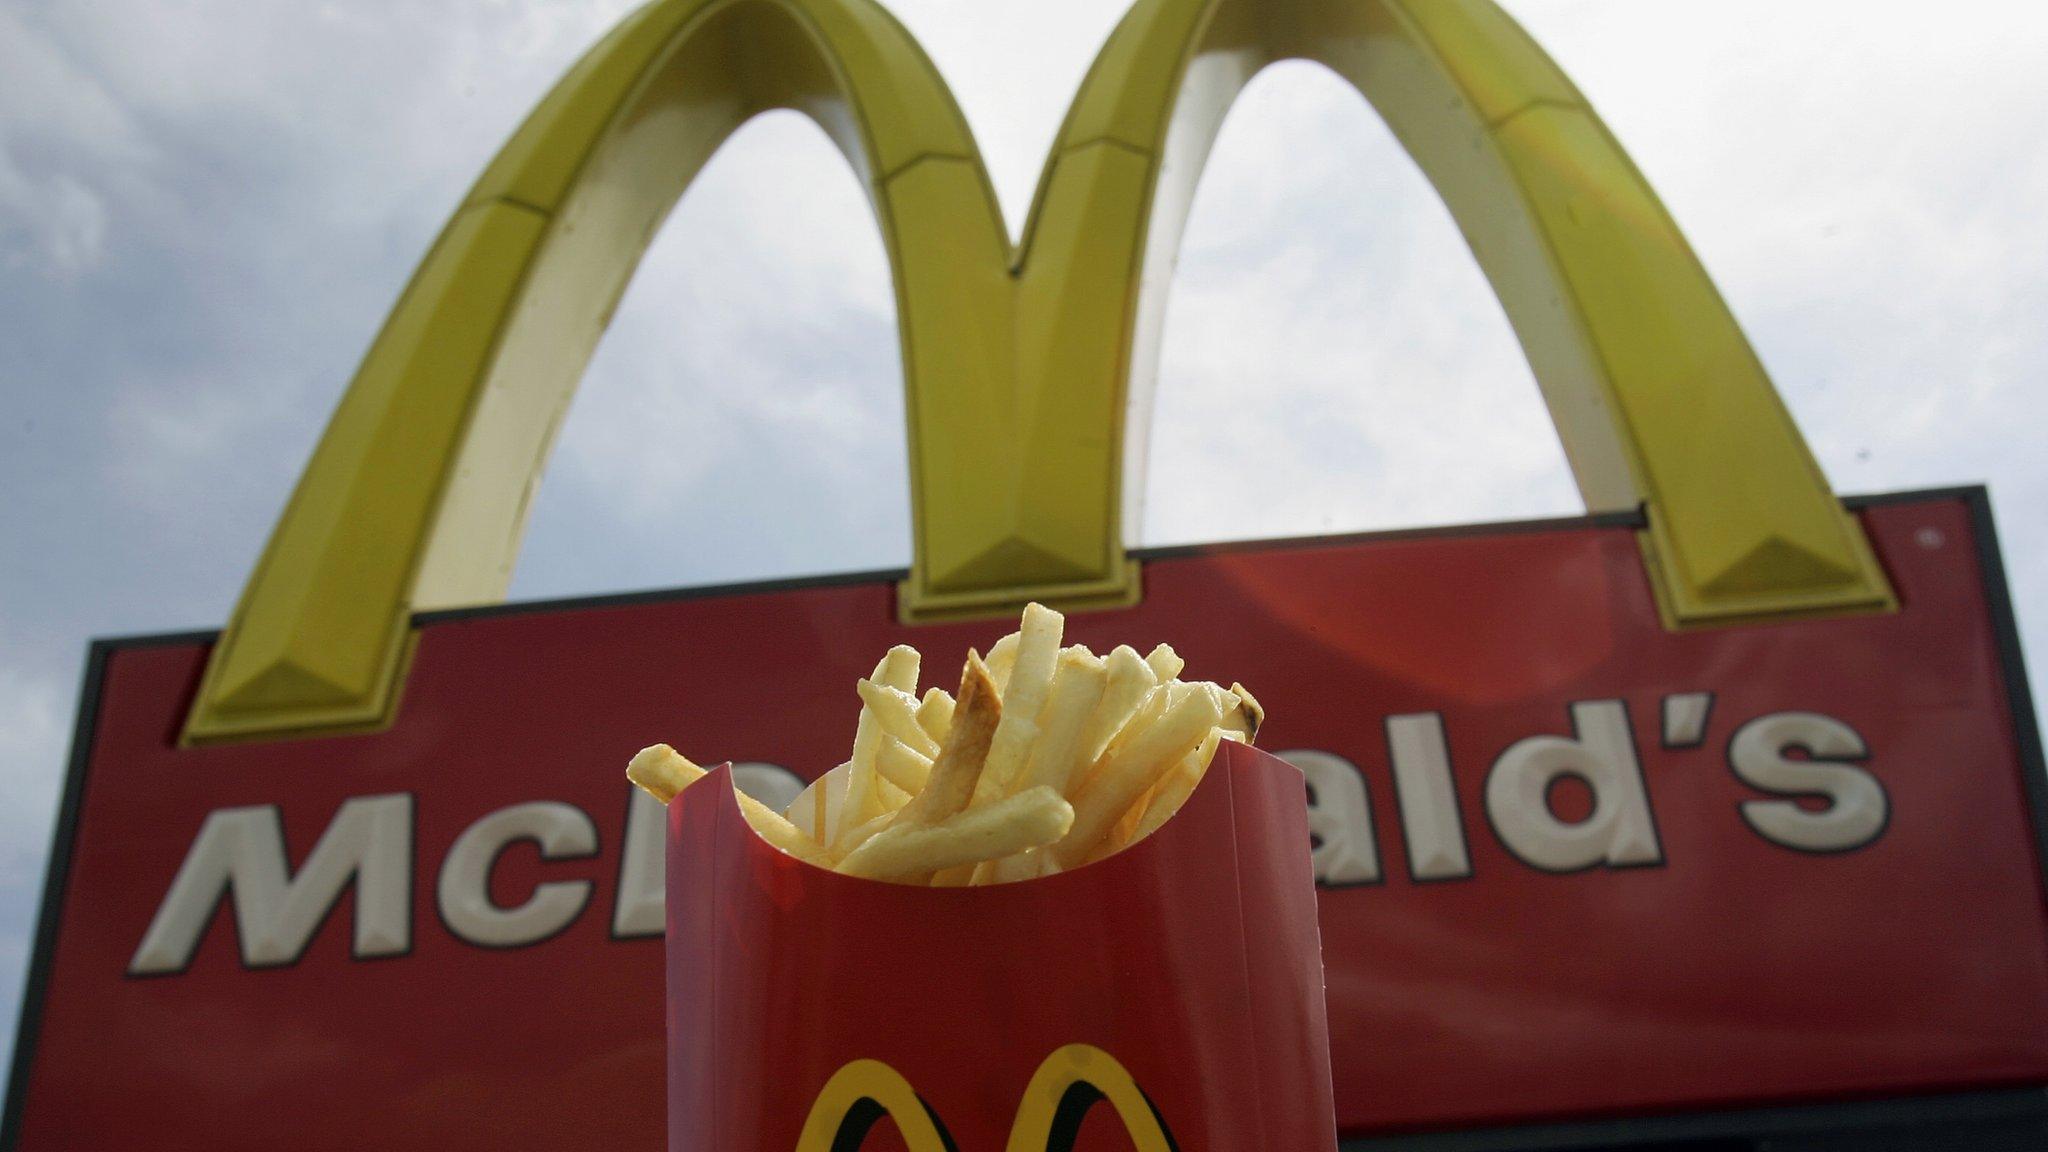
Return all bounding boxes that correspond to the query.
[627,744,827,863]
[834,646,921,844]
[874,736,933,794]
[915,687,954,744]
[969,602,1063,806]
[1081,645,1156,764]
[626,603,1259,884]
[1014,648,1108,796]
[837,787,1074,882]
[895,652,1001,826]
[856,680,943,759]
[1144,643,1185,684]
[1056,685,1226,868]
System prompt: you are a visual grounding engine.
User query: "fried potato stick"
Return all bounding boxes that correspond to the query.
[878,775,911,809]
[1008,604,1065,714]
[975,841,1072,884]
[1118,727,1225,855]
[970,603,1064,806]
[916,687,954,745]
[1016,648,1108,795]
[978,850,1041,885]
[1079,645,1157,765]
[929,865,975,888]
[835,648,917,845]
[1055,689,1225,868]
[1106,684,1237,848]
[894,652,1001,827]
[984,632,1020,694]
[1222,681,1263,742]
[1101,681,1170,761]
[837,787,1074,882]
[626,742,698,804]
[1144,643,1185,684]
[826,810,897,863]
[874,735,933,795]
[969,648,1109,884]
[857,680,943,758]
[627,744,825,862]
[879,644,919,691]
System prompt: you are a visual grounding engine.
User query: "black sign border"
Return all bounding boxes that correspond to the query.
[6,486,2044,1151]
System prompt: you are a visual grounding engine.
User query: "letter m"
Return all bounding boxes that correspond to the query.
[128,795,412,974]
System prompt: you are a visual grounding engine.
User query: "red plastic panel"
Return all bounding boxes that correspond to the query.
[8,494,2047,1148]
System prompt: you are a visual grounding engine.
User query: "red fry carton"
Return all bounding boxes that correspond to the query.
[665,740,1339,1151]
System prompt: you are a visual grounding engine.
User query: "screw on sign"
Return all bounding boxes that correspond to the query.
[7,1,2047,1151]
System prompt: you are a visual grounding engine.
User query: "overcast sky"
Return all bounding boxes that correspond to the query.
[4,0,2046,1070]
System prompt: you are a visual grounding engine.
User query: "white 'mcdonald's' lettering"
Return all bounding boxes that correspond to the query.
[613,790,668,938]
[437,801,598,948]
[1386,713,1473,881]
[1728,712,1887,853]
[1284,749,1380,885]
[129,794,412,974]
[128,706,1888,971]
[1484,701,1663,873]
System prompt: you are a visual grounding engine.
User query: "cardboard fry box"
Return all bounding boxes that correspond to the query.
[666,741,1338,1151]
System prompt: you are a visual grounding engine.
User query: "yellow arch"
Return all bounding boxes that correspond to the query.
[790,1046,1172,1151]
[1065,0,1892,630]
[1005,1043,1176,1152]
[185,0,1892,743]
[793,1057,955,1152]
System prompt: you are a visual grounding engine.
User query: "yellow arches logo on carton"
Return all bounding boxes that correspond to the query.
[186,0,1895,743]
[796,1044,1176,1152]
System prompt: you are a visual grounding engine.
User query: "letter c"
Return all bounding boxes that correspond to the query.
[437,801,598,948]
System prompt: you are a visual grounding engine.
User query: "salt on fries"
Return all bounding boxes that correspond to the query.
[626,604,1259,885]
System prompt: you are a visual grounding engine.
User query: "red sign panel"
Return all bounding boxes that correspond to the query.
[5,489,2047,1149]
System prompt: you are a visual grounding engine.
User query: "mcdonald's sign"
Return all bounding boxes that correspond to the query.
[7,0,2047,1149]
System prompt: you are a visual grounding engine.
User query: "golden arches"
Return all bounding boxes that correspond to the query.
[793,1058,957,1152]
[790,1044,1175,1152]
[186,0,1891,743]
[1004,1044,1176,1152]
[1065,0,1894,629]
[184,0,1017,742]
